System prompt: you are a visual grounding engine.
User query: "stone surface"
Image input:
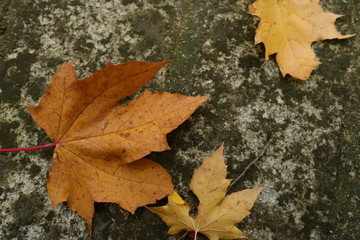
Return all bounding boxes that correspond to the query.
[0,0,359,239]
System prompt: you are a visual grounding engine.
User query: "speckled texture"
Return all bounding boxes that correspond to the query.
[0,0,359,239]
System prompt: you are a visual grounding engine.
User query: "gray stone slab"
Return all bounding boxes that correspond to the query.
[0,0,359,239]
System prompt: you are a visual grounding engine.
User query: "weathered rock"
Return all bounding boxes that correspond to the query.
[0,0,359,239]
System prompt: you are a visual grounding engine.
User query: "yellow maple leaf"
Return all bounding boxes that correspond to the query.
[148,145,263,240]
[249,0,355,80]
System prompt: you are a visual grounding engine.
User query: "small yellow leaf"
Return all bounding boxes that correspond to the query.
[169,191,185,205]
[249,0,355,80]
[148,145,264,240]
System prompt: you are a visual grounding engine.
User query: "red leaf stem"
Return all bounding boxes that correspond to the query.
[0,142,56,152]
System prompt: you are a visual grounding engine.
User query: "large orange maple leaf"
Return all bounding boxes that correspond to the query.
[27,60,208,231]
[249,0,355,80]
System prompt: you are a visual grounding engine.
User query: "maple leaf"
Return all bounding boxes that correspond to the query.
[148,145,263,240]
[27,60,208,231]
[249,0,355,80]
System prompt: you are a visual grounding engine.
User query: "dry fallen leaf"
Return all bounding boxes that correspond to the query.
[27,60,208,231]
[148,145,263,240]
[249,0,355,80]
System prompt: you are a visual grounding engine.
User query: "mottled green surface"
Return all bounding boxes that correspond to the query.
[0,0,359,239]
